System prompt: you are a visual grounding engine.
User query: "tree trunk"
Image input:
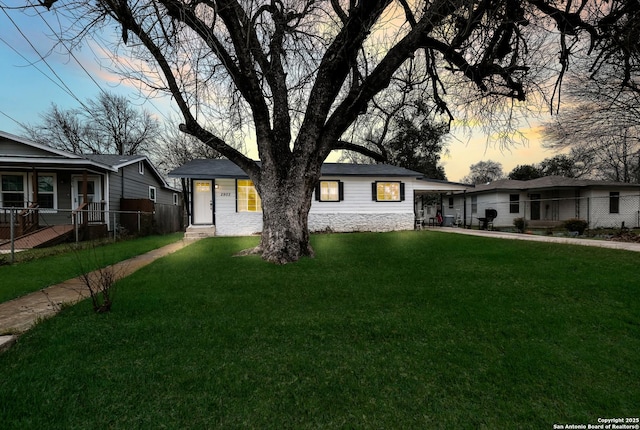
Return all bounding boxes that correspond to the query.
[252,165,319,264]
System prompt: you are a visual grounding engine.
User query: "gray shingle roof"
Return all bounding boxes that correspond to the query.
[82,154,145,167]
[471,176,640,192]
[168,159,427,179]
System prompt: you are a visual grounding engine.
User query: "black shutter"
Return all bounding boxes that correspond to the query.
[314,183,321,201]
[338,181,344,201]
[372,182,377,201]
[400,182,405,201]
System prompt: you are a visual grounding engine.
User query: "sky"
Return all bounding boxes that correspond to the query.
[0,4,557,183]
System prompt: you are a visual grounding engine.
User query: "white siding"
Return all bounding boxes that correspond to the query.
[309,176,415,232]
[207,176,418,236]
[213,178,263,236]
[585,189,640,229]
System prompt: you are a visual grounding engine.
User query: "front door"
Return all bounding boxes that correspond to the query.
[193,180,214,225]
[73,177,101,207]
[530,193,541,220]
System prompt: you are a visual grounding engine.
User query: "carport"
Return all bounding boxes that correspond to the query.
[413,179,472,229]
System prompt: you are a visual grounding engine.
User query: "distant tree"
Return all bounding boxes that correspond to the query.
[508,164,542,180]
[342,100,448,179]
[542,71,640,182]
[462,161,504,185]
[386,118,447,180]
[153,120,226,176]
[538,154,586,178]
[24,92,160,156]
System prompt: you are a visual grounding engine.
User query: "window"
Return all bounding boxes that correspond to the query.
[372,181,404,202]
[149,186,156,202]
[37,174,56,209]
[1,174,25,207]
[609,192,620,214]
[138,161,144,175]
[509,194,520,214]
[316,180,343,202]
[173,193,179,205]
[237,179,262,212]
[448,197,454,209]
[471,196,477,214]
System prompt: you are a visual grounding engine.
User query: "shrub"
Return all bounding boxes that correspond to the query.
[513,217,525,233]
[563,218,588,235]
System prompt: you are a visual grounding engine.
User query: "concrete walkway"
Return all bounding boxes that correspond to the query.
[427,227,640,253]
[0,239,195,353]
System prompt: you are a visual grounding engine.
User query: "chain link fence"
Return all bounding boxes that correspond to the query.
[442,192,640,231]
[1,202,183,263]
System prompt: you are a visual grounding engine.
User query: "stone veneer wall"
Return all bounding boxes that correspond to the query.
[308,213,414,233]
[214,213,414,236]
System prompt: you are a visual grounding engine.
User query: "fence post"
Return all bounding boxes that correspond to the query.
[113,211,117,240]
[10,208,15,264]
[137,211,141,233]
[74,212,79,244]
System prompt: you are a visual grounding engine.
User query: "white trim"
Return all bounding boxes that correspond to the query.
[71,175,102,207]
[0,130,84,159]
[0,156,117,172]
[104,173,110,230]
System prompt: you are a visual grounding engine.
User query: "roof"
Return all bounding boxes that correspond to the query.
[83,153,174,190]
[169,158,430,179]
[82,154,146,168]
[0,131,175,189]
[470,176,640,193]
[0,131,116,172]
[0,130,83,159]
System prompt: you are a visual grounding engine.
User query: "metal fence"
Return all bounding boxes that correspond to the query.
[0,203,183,263]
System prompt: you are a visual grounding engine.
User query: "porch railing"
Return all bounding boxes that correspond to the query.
[19,203,40,235]
[0,203,40,237]
[73,201,106,225]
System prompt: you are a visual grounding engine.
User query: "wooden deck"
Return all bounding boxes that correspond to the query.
[0,225,75,251]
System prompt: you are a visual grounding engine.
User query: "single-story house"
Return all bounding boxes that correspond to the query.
[0,130,182,243]
[169,159,468,236]
[448,176,640,230]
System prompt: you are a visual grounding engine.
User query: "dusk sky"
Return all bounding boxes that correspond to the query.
[0,5,557,182]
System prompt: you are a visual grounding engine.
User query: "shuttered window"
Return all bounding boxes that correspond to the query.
[315,180,344,202]
[372,181,405,202]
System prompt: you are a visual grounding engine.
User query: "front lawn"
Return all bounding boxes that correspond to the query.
[0,233,183,303]
[0,231,638,428]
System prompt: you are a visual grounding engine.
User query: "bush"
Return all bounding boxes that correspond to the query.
[563,218,588,235]
[513,217,525,233]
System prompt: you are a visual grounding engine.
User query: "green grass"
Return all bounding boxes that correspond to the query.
[0,233,183,303]
[0,231,638,428]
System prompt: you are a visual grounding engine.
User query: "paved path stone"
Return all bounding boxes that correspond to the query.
[0,239,195,352]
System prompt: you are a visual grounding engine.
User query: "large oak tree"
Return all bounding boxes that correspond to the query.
[22,0,640,263]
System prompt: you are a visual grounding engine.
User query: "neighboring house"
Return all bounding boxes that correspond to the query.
[0,130,182,244]
[169,159,468,236]
[449,176,640,230]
